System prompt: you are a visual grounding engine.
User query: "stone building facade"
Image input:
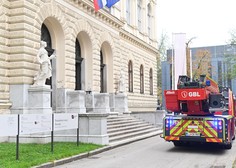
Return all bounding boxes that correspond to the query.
[0,0,159,144]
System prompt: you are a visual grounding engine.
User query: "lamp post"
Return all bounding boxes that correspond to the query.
[186,37,196,80]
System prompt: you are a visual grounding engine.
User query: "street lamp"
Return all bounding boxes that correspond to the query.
[186,37,197,80]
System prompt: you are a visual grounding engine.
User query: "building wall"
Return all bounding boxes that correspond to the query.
[0,1,11,113]
[0,0,158,113]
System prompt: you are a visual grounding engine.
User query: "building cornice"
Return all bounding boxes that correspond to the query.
[67,0,158,55]
[120,29,158,55]
[69,0,124,30]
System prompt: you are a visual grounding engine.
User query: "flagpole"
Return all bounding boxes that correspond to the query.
[172,44,174,90]
[171,33,174,90]
[190,49,192,81]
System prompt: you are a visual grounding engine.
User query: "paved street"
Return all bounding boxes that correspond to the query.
[54,136,236,168]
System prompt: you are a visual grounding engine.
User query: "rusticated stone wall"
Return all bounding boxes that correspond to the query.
[0,0,158,113]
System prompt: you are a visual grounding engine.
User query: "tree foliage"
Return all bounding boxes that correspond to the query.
[225,30,236,79]
[158,33,169,62]
[228,29,236,45]
[157,32,169,100]
[224,52,236,80]
[192,49,211,79]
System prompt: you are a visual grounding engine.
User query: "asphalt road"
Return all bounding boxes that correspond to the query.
[54,136,236,168]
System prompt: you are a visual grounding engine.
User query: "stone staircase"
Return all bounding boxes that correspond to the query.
[107,114,162,146]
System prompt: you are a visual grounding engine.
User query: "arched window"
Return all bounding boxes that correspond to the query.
[137,0,142,31]
[41,23,53,86]
[126,0,131,24]
[128,60,133,92]
[149,68,153,95]
[75,38,83,90]
[41,24,52,49]
[140,65,144,94]
[147,3,151,37]
[100,50,106,93]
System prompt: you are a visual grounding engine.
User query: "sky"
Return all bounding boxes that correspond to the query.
[156,0,236,48]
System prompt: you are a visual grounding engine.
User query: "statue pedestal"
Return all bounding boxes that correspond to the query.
[109,93,115,112]
[28,85,52,114]
[67,90,86,113]
[86,92,110,113]
[114,93,129,114]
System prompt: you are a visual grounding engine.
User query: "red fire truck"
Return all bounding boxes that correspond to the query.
[162,75,235,149]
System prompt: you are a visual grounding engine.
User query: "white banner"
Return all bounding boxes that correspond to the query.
[173,33,186,89]
[19,114,52,135]
[54,113,78,131]
[0,113,79,136]
[0,114,18,136]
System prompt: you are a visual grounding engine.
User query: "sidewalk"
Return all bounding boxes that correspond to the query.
[33,129,163,168]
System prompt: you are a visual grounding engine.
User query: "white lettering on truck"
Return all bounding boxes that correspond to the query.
[181,91,201,98]
[189,92,200,97]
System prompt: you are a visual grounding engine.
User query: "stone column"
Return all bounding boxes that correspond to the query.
[79,113,109,145]
[83,92,110,145]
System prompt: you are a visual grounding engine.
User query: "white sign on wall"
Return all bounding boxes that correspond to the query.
[0,114,18,136]
[19,114,52,135]
[54,113,78,131]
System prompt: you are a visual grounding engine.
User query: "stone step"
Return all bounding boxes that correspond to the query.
[107,120,143,126]
[109,130,162,146]
[108,123,150,133]
[107,115,161,145]
[107,122,144,129]
[107,117,134,123]
[108,125,155,137]
[109,127,159,143]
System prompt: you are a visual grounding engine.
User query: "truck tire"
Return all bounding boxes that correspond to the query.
[224,142,232,149]
[173,141,182,147]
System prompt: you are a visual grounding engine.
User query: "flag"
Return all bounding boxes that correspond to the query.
[94,0,120,11]
[172,33,186,89]
[106,0,120,8]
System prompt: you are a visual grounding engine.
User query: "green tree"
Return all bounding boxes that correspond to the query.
[225,30,236,79]
[157,32,169,101]
[192,49,211,80]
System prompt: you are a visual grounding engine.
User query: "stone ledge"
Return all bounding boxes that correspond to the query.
[79,113,109,118]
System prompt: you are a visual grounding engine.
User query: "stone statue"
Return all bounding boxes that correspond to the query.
[118,70,125,93]
[33,41,56,86]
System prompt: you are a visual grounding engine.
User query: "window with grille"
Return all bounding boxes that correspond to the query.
[126,0,131,24]
[140,65,144,94]
[128,60,133,92]
[137,0,142,31]
[75,39,83,90]
[147,3,151,37]
[149,68,153,95]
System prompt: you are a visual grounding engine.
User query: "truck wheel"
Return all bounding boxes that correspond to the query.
[173,141,182,147]
[224,142,232,149]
